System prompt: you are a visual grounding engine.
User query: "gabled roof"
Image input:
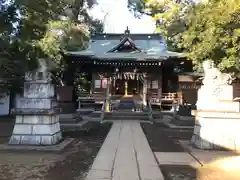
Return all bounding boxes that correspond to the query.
[107,27,141,53]
[107,36,141,52]
[65,27,184,60]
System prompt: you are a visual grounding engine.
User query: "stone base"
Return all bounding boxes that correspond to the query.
[9,115,62,145]
[197,100,240,112]
[191,111,240,152]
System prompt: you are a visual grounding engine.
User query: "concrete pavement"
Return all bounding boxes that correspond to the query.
[85,120,164,180]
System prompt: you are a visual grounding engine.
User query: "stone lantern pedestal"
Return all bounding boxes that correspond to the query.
[9,71,62,145]
[191,64,240,152]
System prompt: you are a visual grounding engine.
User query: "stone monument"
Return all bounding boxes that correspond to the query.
[191,61,240,151]
[9,59,62,145]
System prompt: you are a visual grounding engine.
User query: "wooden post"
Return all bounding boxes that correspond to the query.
[158,73,162,110]
[143,78,147,106]
[106,77,110,112]
[124,80,128,96]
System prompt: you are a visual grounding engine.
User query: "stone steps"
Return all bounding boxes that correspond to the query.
[152,112,163,120]
[80,103,102,110]
[170,116,195,126]
[161,114,195,129]
[103,112,150,121]
[105,111,149,116]
[104,116,150,121]
[59,113,82,124]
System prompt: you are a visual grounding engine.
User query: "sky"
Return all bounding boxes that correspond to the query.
[88,0,156,33]
[4,0,155,34]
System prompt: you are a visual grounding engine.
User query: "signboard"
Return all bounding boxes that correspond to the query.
[152,80,158,89]
[0,93,10,116]
[95,80,101,88]
[101,78,107,88]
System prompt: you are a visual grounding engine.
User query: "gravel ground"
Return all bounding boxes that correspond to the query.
[0,122,112,180]
[141,123,192,152]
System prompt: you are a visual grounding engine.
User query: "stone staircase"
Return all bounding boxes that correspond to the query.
[152,112,163,120]
[59,113,82,124]
[59,110,94,131]
[103,111,151,121]
[112,96,144,111]
[171,114,195,126]
[82,111,102,122]
[159,111,195,129]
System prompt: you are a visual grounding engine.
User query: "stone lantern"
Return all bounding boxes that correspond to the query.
[9,60,62,145]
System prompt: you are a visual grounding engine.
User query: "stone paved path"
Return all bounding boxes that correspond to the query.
[85,121,164,180]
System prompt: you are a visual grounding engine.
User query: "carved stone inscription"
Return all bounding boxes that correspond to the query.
[211,85,233,101]
[212,86,222,98]
[24,83,54,98]
[16,98,51,109]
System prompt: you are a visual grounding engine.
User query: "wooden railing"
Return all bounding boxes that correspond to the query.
[161,93,177,101]
[78,92,94,100]
[159,93,179,110]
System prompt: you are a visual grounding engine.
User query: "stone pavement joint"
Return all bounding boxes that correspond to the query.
[132,121,164,180]
[85,120,164,180]
[85,121,122,180]
[110,121,123,179]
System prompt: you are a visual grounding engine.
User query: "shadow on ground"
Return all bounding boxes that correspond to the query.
[161,164,240,180]
[44,123,112,180]
[142,123,240,180]
[141,123,193,152]
[0,122,112,180]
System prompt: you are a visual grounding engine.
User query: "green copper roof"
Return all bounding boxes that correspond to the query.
[66,51,183,60]
[65,32,184,60]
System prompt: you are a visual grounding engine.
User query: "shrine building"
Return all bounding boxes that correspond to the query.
[63,28,199,110]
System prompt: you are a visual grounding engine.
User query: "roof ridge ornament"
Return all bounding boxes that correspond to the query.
[124,26,130,35]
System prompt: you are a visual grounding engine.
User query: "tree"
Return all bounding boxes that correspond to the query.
[0,1,31,93]
[135,0,240,72]
[0,0,101,92]
[132,0,190,51]
[180,0,240,72]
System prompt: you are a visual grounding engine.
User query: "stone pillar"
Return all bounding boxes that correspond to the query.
[9,70,62,145]
[124,80,128,96]
[77,100,81,109]
[142,78,147,106]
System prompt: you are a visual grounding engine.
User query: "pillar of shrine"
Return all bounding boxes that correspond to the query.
[124,80,128,96]
[142,78,147,106]
[105,77,111,112]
